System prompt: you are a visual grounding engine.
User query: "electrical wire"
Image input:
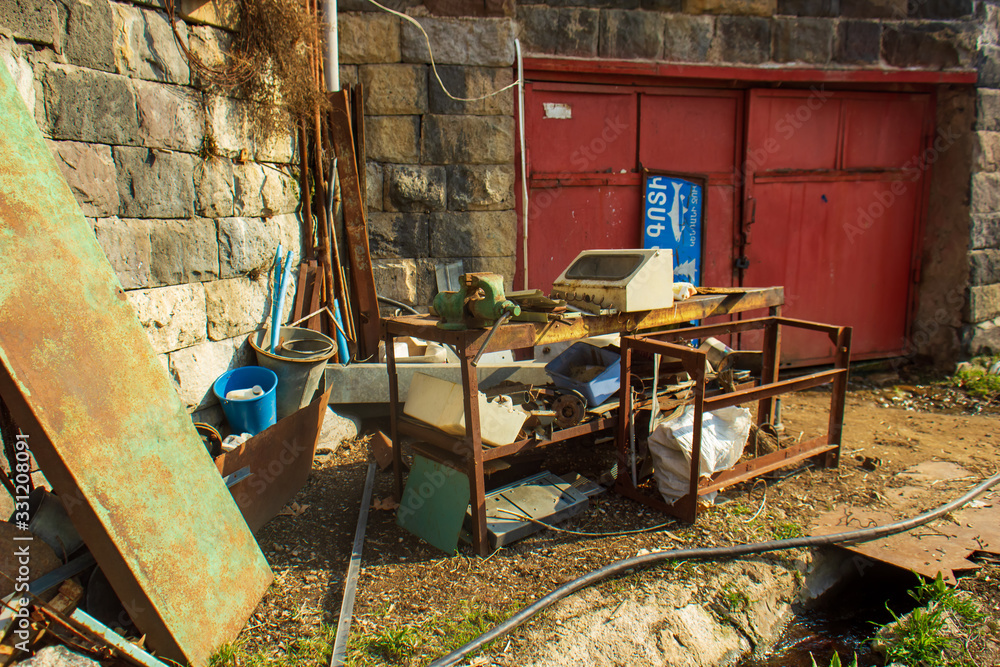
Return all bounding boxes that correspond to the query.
[427,470,1000,667]
[365,0,521,102]
[492,507,676,538]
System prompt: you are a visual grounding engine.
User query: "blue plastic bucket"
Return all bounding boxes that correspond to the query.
[212,366,278,435]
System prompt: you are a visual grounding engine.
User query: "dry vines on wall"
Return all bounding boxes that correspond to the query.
[168,0,329,139]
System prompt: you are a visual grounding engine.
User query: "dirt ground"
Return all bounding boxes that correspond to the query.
[224,366,1000,667]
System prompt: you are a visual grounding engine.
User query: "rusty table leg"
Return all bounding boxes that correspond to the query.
[757,318,781,428]
[826,327,852,469]
[459,351,489,557]
[386,327,403,502]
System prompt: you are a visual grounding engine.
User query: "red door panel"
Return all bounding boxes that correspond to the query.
[702,184,736,287]
[526,185,641,292]
[745,92,841,171]
[841,96,930,169]
[743,89,932,365]
[525,89,637,174]
[639,94,739,173]
[742,180,918,363]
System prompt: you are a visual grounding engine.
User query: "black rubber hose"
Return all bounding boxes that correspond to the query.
[377,294,421,316]
[428,471,1000,667]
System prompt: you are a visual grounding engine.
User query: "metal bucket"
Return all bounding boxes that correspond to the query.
[250,327,336,420]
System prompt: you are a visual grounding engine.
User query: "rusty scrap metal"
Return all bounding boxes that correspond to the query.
[215,382,332,533]
[0,63,271,666]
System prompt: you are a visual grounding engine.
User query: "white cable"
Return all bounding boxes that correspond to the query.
[365,0,520,102]
[516,38,529,289]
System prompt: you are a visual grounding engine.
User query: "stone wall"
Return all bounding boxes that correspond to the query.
[970,2,1000,354]
[338,4,518,309]
[0,0,303,421]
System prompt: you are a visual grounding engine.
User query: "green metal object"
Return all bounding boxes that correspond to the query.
[431,272,521,330]
[396,455,470,554]
[0,65,272,665]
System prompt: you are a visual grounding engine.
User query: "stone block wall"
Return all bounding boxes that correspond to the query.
[969,2,1000,354]
[0,0,302,420]
[339,10,518,309]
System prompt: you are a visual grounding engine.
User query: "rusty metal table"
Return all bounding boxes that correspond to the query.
[383,287,784,556]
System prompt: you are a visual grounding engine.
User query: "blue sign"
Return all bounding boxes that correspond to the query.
[642,174,704,286]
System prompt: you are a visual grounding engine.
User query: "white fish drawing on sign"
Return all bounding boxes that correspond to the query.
[667,181,684,243]
[674,258,697,283]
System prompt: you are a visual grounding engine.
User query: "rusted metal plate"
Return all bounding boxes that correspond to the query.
[0,65,271,665]
[811,501,1000,583]
[216,383,331,533]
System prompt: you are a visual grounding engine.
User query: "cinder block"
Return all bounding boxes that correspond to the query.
[365,115,421,163]
[127,283,208,353]
[361,64,428,115]
[384,164,447,212]
[401,16,515,66]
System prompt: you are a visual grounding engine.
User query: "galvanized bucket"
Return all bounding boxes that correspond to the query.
[250,326,336,420]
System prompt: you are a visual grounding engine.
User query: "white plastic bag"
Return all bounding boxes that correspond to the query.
[648,405,751,503]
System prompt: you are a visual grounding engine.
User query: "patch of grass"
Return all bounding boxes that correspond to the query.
[348,600,523,666]
[810,653,858,667]
[362,625,420,662]
[950,355,1000,399]
[209,623,337,667]
[719,582,749,612]
[773,521,803,540]
[878,572,983,667]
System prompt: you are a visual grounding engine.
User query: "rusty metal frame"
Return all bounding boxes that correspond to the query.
[615,317,851,523]
[383,287,784,556]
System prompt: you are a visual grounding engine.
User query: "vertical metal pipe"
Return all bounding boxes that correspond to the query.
[324,0,340,92]
[516,39,528,289]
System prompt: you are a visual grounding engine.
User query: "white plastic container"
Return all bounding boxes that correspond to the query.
[226,385,263,401]
[404,373,529,446]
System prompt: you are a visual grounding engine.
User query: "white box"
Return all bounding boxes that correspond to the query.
[404,373,529,447]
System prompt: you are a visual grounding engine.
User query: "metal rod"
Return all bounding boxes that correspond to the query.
[330,460,376,667]
[70,608,172,667]
[471,311,513,367]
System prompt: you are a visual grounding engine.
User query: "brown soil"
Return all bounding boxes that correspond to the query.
[233,371,1000,666]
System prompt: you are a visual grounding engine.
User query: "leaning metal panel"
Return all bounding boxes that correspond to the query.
[0,65,272,665]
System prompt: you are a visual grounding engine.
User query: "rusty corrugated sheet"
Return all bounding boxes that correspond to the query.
[0,65,272,665]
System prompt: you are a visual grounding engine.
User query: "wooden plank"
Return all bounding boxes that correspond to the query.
[328,89,380,358]
[292,261,309,323]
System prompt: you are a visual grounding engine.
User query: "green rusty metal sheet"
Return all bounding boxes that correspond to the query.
[0,65,272,664]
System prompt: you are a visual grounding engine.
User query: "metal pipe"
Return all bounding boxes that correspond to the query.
[270,245,284,354]
[516,38,528,289]
[70,608,171,667]
[324,0,339,92]
[330,461,376,666]
[471,310,513,367]
[428,470,1000,667]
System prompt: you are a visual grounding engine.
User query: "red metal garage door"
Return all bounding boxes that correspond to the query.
[517,84,741,292]
[741,90,933,364]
